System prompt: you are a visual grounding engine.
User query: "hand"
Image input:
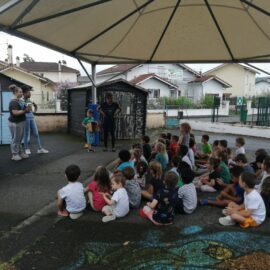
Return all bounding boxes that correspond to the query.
[24,107,31,113]
[216,178,224,186]
[225,207,235,215]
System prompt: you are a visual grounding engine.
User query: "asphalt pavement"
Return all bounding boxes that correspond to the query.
[0,131,270,270]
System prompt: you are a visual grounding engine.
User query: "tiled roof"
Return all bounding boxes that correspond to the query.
[20,62,80,74]
[96,64,138,75]
[189,75,231,87]
[129,73,178,88]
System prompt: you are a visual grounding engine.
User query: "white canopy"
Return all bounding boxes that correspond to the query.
[0,0,269,64]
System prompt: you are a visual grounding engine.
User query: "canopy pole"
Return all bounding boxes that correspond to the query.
[77,58,97,103]
[91,63,97,104]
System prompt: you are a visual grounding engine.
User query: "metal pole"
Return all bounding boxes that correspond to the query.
[91,63,97,104]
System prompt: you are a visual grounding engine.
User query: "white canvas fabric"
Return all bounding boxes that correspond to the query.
[0,0,269,64]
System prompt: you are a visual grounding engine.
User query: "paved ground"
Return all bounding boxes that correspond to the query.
[0,131,270,270]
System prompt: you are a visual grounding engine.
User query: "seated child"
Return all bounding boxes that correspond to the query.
[261,176,270,217]
[115,149,134,172]
[135,161,148,189]
[122,167,141,208]
[254,153,269,179]
[201,166,244,207]
[188,138,195,168]
[235,137,246,156]
[170,156,180,177]
[219,172,266,228]
[101,174,129,223]
[219,140,228,152]
[197,134,212,159]
[141,135,151,161]
[211,140,219,157]
[177,161,191,188]
[198,158,222,193]
[235,154,255,174]
[85,166,111,212]
[57,165,86,219]
[170,135,179,158]
[256,156,270,192]
[141,160,164,200]
[176,168,197,214]
[140,171,178,225]
[216,150,231,184]
[132,148,148,167]
[179,145,192,169]
[250,148,268,172]
[154,142,169,170]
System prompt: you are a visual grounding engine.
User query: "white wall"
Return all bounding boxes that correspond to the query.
[41,71,78,83]
[203,80,224,100]
[255,81,270,96]
[138,78,175,98]
[186,83,203,102]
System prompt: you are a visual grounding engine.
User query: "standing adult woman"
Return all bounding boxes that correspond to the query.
[8,84,30,161]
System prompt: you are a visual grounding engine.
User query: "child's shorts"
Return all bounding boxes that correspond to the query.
[86,132,95,145]
[240,217,259,228]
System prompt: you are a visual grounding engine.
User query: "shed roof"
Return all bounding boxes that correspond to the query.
[69,78,148,94]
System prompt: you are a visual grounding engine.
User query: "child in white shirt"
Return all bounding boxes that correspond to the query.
[57,165,86,219]
[219,172,266,228]
[235,137,246,156]
[101,174,129,222]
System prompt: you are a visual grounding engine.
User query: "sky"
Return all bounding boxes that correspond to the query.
[1,31,270,77]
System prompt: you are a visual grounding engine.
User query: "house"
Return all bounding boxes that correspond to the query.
[95,63,201,99]
[0,64,55,112]
[129,73,179,98]
[204,63,259,98]
[188,75,231,102]
[20,61,80,84]
[255,77,270,96]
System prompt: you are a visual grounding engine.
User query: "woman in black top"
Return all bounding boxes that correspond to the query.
[8,84,30,161]
[99,92,121,152]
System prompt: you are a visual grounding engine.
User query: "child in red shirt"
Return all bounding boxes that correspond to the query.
[85,166,111,211]
[170,135,179,158]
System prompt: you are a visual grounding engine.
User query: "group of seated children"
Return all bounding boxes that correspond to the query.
[57,122,270,228]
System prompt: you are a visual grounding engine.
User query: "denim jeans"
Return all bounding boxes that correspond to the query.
[8,121,25,154]
[24,117,42,150]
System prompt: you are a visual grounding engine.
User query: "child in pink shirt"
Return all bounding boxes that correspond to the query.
[85,166,111,211]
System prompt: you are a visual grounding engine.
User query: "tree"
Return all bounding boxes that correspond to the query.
[23,53,35,62]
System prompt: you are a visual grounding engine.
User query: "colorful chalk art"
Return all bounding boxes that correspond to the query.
[60,227,270,270]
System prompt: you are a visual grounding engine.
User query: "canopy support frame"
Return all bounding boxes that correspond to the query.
[149,0,181,61]
[10,0,40,28]
[0,0,22,15]
[240,0,270,17]
[72,0,155,53]
[77,59,97,103]
[204,0,235,61]
[13,0,111,30]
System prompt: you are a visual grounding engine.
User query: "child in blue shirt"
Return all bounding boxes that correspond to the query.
[82,109,96,152]
[115,149,134,172]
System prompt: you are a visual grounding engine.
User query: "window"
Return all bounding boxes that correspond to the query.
[149,89,160,98]
[170,90,177,97]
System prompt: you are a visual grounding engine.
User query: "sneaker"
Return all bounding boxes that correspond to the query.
[70,212,83,220]
[102,215,116,223]
[103,148,108,152]
[222,209,228,216]
[20,153,29,159]
[37,148,49,154]
[11,154,22,161]
[219,216,236,226]
[25,149,31,155]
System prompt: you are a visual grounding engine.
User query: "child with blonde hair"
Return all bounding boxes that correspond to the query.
[154,142,168,170]
[141,160,164,200]
[101,174,129,223]
[178,122,191,147]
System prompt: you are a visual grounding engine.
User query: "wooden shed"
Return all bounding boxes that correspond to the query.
[68,79,148,140]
